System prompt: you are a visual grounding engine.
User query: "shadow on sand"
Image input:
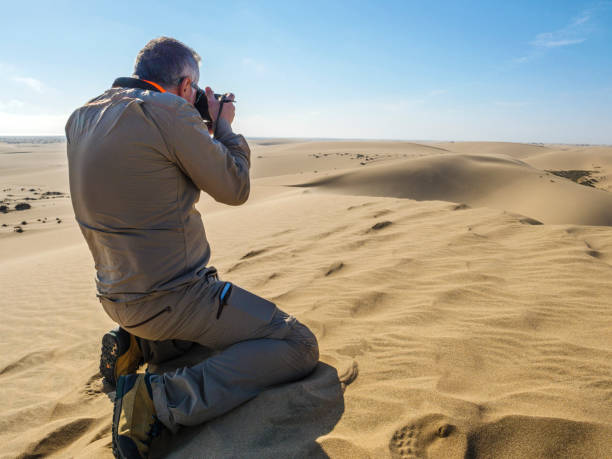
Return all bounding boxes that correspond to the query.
[148,345,346,458]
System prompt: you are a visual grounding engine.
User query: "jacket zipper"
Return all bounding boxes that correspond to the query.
[124,306,171,328]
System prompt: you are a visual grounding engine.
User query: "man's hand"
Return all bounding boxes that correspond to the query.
[205,87,235,126]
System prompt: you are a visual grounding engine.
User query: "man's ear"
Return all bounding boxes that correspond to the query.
[178,77,191,98]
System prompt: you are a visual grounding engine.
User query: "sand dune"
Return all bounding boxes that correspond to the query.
[435,141,551,159]
[297,152,612,226]
[1,140,611,458]
[523,147,612,193]
[250,140,449,179]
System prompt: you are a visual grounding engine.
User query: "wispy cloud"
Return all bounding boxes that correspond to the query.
[513,6,599,63]
[13,76,44,93]
[532,36,586,48]
[531,9,591,48]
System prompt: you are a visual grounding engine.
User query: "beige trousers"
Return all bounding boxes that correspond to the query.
[100,269,319,432]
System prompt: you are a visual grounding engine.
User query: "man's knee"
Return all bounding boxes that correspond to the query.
[286,320,319,374]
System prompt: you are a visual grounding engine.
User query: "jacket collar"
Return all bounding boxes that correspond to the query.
[112,77,164,93]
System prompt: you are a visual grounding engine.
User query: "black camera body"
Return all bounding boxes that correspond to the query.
[194,89,227,123]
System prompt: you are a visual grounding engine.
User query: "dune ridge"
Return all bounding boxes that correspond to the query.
[296,152,612,226]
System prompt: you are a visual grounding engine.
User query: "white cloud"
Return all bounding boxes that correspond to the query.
[13,76,44,93]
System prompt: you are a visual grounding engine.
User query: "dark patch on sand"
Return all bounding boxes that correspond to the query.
[519,217,543,225]
[325,262,344,276]
[241,248,268,259]
[546,170,601,189]
[370,221,392,231]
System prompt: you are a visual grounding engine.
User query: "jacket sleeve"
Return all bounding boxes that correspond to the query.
[163,101,251,206]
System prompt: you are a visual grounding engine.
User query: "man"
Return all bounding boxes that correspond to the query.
[66,37,319,459]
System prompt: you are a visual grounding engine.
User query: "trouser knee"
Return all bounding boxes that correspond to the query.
[286,320,319,374]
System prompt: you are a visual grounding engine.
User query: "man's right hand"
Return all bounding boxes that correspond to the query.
[205,87,235,126]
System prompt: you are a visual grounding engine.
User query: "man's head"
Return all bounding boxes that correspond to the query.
[133,37,201,104]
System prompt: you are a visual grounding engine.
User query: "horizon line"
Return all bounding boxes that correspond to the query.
[0,134,610,147]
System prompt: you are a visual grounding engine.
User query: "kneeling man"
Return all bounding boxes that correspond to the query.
[66,36,319,459]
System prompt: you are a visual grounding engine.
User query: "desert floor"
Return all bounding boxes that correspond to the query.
[1,138,611,458]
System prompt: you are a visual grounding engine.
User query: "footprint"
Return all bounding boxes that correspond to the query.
[390,414,612,458]
[83,372,104,397]
[389,414,466,459]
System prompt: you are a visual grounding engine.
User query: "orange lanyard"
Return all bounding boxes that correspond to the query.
[141,79,166,93]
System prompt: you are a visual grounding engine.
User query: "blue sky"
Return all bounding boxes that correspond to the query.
[1,0,611,143]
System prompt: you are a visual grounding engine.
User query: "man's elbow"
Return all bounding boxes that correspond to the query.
[231,187,250,206]
[217,184,250,206]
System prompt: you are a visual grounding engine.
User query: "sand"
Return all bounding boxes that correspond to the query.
[1,138,611,458]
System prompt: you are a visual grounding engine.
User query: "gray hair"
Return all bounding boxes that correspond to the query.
[133,37,201,88]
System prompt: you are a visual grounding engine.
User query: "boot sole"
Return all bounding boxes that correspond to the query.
[100,332,121,386]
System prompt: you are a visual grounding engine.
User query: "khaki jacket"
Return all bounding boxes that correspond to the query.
[66,86,250,302]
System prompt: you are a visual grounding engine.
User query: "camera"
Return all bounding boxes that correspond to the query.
[194,89,230,123]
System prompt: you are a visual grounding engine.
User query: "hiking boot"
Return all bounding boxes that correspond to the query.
[101,327,143,386]
[112,373,164,459]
